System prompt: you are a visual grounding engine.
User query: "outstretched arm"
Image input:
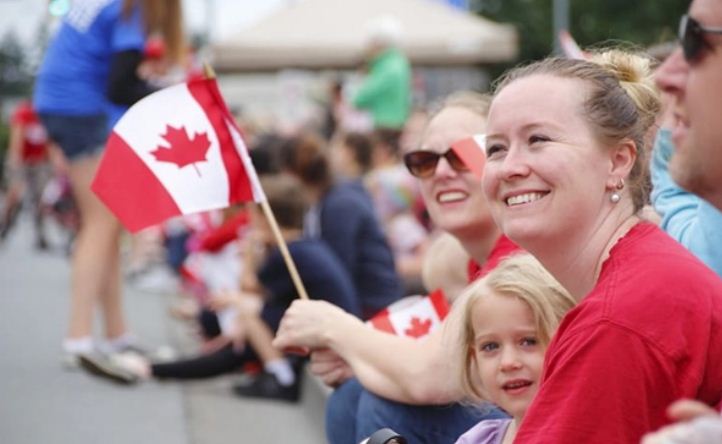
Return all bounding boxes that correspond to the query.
[273,299,461,404]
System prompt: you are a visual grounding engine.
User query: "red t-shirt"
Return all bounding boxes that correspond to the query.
[467,235,521,282]
[515,223,722,444]
[196,211,249,253]
[11,102,49,164]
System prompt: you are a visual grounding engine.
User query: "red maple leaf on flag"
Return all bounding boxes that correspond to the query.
[404,316,433,338]
[150,124,211,176]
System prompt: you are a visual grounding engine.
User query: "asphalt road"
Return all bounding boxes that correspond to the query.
[0,212,326,444]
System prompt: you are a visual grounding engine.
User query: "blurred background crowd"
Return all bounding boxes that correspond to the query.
[0,0,712,443]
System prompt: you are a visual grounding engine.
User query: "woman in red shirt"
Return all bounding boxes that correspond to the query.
[482,49,722,443]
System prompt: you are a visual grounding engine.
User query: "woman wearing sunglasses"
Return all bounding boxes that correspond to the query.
[273,92,520,444]
[482,48,722,444]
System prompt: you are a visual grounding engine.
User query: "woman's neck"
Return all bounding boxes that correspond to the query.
[527,205,639,300]
[457,223,501,265]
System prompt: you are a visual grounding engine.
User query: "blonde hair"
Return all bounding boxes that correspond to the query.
[429,91,491,121]
[493,49,661,211]
[448,253,576,403]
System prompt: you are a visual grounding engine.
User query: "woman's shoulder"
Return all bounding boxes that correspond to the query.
[608,222,719,282]
[583,223,722,339]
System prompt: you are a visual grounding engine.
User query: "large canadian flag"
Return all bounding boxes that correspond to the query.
[368,289,450,339]
[92,78,265,232]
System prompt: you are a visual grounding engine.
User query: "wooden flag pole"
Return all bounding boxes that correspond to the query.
[203,62,216,79]
[259,200,310,300]
[202,62,309,301]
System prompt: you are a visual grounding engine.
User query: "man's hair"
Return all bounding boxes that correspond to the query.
[259,174,309,230]
[279,133,334,192]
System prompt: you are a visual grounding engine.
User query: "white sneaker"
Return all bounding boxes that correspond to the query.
[129,266,179,294]
[78,352,140,385]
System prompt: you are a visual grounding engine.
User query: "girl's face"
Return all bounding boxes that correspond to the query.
[417,107,494,238]
[482,74,613,248]
[471,288,545,419]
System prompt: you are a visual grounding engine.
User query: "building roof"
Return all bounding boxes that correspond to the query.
[211,0,518,71]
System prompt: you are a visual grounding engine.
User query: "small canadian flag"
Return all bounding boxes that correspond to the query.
[92,78,265,232]
[451,134,486,179]
[368,289,450,339]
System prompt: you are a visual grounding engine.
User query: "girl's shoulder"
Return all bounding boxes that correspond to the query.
[455,418,512,444]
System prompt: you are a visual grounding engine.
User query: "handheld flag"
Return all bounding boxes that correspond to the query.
[451,134,486,179]
[92,78,265,233]
[368,289,450,339]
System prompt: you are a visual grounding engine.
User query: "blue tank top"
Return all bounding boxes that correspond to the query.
[34,0,145,117]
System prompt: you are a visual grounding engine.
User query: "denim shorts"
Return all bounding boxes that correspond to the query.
[39,113,109,161]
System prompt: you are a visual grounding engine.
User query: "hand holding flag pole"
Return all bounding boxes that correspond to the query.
[92,62,309,301]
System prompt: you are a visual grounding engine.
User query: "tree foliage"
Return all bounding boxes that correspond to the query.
[473,0,689,77]
[0,31,33,98]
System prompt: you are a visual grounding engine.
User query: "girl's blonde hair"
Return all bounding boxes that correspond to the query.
[447,253,576,402]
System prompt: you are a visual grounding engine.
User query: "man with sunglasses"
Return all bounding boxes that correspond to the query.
[643,2,722,442]
[655,1,722,211]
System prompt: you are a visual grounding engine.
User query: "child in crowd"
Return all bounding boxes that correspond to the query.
[280,133,402,319]
[448,254,576,443]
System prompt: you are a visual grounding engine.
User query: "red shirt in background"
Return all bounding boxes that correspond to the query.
[467,235,521,282]
[11,101,49,164]
[515,223,722,444]
[195,210,249,253]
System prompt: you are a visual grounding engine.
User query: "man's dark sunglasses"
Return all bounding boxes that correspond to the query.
[679,14,722,63]
[403,149,468,179]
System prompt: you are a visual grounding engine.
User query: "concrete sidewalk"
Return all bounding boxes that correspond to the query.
[0,215,326,444]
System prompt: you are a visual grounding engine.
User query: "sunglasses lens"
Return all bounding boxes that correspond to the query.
[445,150,469,172]
[404,151,440,178]
[681,15,703,62]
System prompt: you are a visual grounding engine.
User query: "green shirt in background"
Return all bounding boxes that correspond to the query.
[352,48,411,130]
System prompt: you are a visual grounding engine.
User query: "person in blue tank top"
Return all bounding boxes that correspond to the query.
[33,0,186,366]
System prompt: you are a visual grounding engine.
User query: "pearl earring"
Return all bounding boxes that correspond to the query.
[610,178,624,203]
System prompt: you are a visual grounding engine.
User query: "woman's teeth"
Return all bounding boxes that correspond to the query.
[438,191,467,203]
[506,192,545,207]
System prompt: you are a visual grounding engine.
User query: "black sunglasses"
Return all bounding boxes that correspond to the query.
[403,148,468,179]
[679,14,722,63]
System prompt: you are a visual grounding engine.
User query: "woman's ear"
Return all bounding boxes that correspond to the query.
[606,139,637,190]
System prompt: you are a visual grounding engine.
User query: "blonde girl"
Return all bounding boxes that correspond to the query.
[449,254,575,444]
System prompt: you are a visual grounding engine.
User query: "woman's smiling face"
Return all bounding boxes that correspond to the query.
[417,106,494,238]
[482,74,613,247]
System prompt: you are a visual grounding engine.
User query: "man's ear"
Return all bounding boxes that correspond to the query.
[606,139,637,190]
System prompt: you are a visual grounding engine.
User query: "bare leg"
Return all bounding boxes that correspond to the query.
[100,240,125,339]
[243,314,283,364]
[65,154,126,340]
[0,180,24,240]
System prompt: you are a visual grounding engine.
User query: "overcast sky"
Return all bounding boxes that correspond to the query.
[0,0,287,46]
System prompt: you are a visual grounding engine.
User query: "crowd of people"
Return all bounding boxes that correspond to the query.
[4,0,722,442]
